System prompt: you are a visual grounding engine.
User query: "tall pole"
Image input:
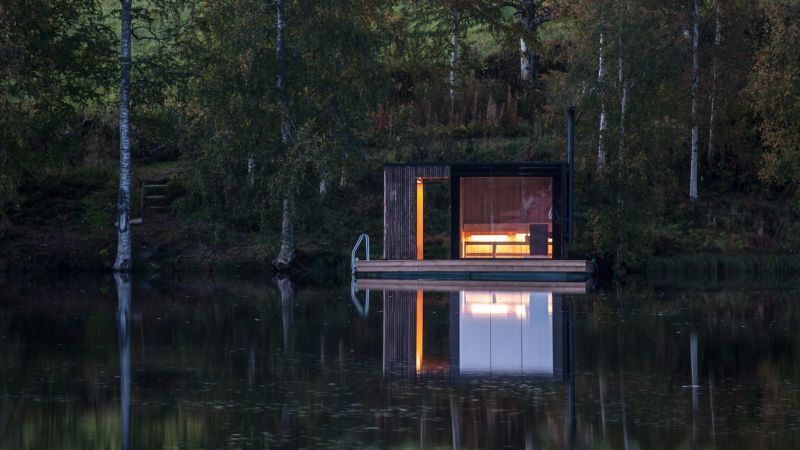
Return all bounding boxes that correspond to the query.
[567,108,575,246]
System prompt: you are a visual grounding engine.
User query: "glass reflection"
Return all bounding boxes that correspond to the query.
[381,287,573,382]
[459,290,555,375]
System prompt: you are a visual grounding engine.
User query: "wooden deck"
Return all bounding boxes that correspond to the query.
[355,278,591,294]
[355,259,593,282]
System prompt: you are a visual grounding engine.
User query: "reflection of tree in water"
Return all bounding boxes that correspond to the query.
[114,273,131,450]
[274,274,297,445]
[0,278,799,448]
[274,275,296,354]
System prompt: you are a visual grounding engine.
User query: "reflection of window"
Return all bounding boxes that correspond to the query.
[459,291,554,375]
[460,177,553,258]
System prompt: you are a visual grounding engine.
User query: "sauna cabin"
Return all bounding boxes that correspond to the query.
[383,162,570,261]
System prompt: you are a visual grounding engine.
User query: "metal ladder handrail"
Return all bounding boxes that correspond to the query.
[350,279,370,318]
[351,233,370,277]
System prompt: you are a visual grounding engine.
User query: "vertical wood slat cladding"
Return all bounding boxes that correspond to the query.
[382,290,416,378]
[384,164,449,259]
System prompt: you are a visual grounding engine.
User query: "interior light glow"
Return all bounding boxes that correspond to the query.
[416,179,423,260]
[470,304,510,315]
[465,233,528,243]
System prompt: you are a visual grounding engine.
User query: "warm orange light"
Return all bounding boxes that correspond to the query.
[464,233,528,242]
[462,232,530,258]
[416,179,423,260]
[463,292,529,318]
[415,290,423,373]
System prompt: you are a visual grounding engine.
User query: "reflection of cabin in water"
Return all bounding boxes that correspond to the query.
[381,288,574,381]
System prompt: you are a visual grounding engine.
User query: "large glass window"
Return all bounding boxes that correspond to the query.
[460,177,553,258]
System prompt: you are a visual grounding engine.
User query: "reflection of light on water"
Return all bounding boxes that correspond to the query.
[416,290,423,373]
[463,291,529,318]
[460,290,554,375]
[469,303,529,318]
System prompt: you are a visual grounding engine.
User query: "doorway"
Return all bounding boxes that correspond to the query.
[416,178,450,260]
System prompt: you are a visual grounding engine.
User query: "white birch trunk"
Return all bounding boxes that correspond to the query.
[519,37,533,81]
[449,10,460,107]
[275,0,296,269]
[689,0,700,201]
[597,31,607,169]
[114,0,133,272]
[339,154,347,188]
[518,0,538,82]
[518,0,549,84]
[247,156,255,186]
[708,1,720,161]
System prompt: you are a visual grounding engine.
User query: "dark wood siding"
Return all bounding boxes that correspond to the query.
[382,290,416,378]
[384,164,449,259]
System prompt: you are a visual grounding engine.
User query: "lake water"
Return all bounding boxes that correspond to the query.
[1,274,799,449]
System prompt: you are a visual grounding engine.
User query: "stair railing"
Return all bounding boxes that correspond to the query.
[350,233,370,277]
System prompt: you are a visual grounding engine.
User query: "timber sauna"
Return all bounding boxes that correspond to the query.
[351,110,594,282]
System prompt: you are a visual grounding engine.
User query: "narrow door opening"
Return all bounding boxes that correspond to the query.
[417,178,450,260]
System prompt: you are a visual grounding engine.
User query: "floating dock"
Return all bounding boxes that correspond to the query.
[354,277,592,293]
[354,259,593,282]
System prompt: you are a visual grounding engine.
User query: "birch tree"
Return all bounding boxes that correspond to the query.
[707,0,720,162]
[274,0,296,270]
[449,9,461,118]
[515,0,554,84]
[689,0,700,202]
[597,30,608,168]
[114,0,133,271]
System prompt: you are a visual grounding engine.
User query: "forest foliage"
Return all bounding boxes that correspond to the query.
[1,0,799,273]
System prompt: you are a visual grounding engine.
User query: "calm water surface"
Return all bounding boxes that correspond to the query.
[0,274,799,449]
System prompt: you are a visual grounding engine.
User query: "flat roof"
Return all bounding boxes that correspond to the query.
[384,161,568,168]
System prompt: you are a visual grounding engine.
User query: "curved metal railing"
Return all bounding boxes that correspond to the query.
[350,233,370,277]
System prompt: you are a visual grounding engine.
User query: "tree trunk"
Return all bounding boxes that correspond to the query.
[518,1,541,84]
[708,0,720,162]
[519,34,539,84]
[616,1,628,219]
[617,15,627,165]
[114,0,133,272]
[449,9,461,121]
[597,30,607,169]
[274,0,296,270]
[247,156,255,186]
[689,0,700,201]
